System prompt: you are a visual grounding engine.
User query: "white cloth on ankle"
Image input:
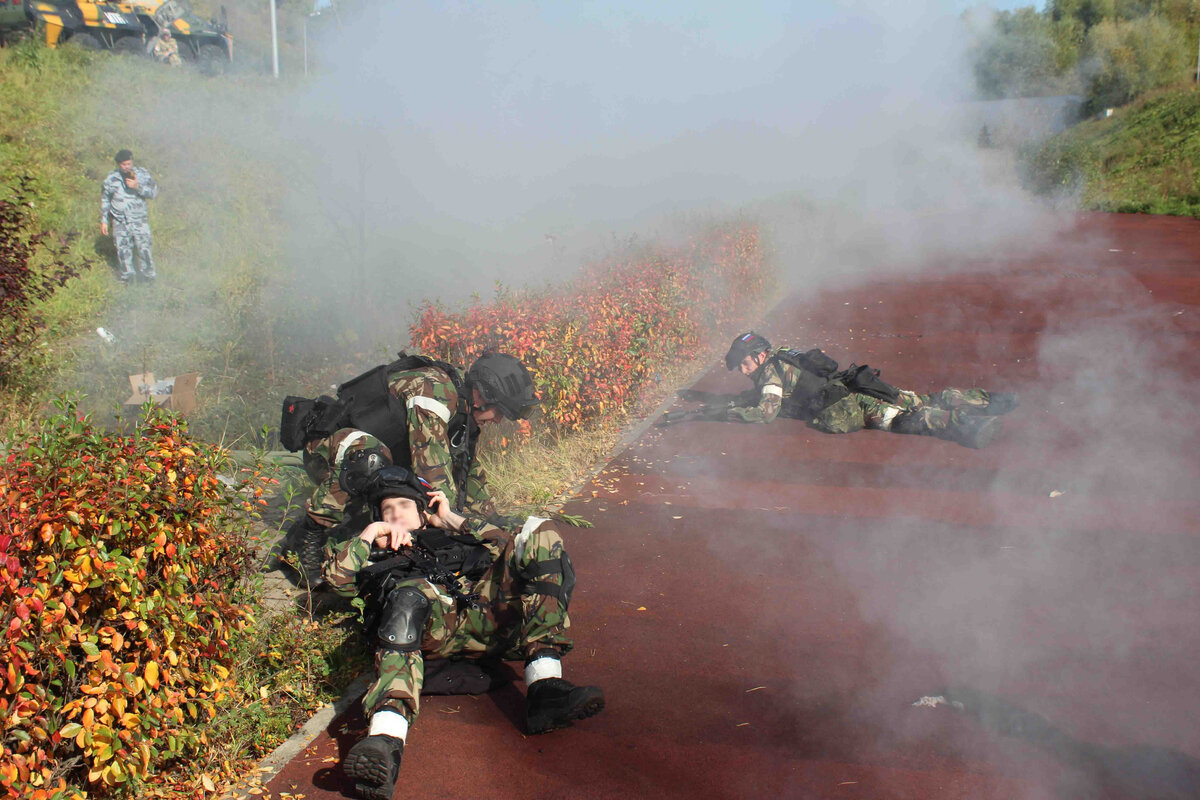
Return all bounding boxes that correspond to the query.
[368,709,409,741]
[525,656,562,685]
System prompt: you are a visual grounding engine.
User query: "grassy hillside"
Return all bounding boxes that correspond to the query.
[1023,84,1200,217]
[0,41,312,442]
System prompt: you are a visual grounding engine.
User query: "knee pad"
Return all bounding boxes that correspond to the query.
[377,586,431,653]
[521,552,576,608]
[891,410,930,436]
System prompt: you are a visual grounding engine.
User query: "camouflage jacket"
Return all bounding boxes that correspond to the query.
[151,36,181,65]
[304,428,392,527]
[384,364,494,517]
[100,167,158,225]
[726,347,825,424]
[323,516,501,599]
[305,364,494,521]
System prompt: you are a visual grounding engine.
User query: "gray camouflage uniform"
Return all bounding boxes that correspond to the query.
[101,167,158,281]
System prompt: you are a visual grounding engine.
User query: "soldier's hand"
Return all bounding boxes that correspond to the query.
[426,489,466,531]
[359,521,412,551]
[124,175,139,190]
[100,222,109,236]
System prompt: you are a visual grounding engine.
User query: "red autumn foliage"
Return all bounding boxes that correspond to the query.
[0,401,268,798]
[411,222,770,433]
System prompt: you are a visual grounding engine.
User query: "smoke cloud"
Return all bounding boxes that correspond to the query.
[258,0,1071,340]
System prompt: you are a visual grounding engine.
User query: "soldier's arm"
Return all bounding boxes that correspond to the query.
[725,368,783,424]
[323,536,372,597]
[100,178,113,225]
[427,489,497,543]
[405,389,459,507]
[137,170,158,199]
[460,460,496,519]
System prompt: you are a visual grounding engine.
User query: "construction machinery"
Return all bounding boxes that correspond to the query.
[15,1,232,73]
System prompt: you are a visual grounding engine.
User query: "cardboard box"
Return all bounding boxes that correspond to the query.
[125,371,201,415]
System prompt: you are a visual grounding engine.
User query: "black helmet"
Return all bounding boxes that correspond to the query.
[467,353,538,420]
[338,444,392,497]
[725,332,771,371]
[361,465,432,513]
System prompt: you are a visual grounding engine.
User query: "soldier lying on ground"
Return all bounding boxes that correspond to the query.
[324,455,604,800]
[661,332,1018,448]
[279,352,538,582]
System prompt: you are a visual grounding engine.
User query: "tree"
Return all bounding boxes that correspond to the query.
[1082,14,1191,112]
[973,8,1077,98]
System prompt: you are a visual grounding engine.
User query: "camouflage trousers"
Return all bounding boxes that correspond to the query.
[113,220,155,280]
[363,520,574,723]
[812,388,991,434]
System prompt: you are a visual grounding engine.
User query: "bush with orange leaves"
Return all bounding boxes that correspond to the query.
[411,222,770,433]
[0,400,269,799]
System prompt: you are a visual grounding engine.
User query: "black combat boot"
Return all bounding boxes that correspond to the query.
[941,415,1003,449]
[343,734,404,800]
[279,516,327,589]
[526,678,606,735]
[979,392,1019,416]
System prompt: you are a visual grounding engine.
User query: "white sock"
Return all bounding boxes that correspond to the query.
[525,656,562,685]
[368,709,409,741]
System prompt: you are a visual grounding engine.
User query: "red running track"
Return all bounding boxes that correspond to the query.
[267,213,1200,800]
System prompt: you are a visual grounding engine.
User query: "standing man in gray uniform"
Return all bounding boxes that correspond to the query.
[100,149,159,283]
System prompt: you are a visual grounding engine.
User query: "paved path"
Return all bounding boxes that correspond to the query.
[266,213,1200,800]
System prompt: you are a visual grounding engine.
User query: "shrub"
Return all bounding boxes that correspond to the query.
[0,401,268,798]
[411,222,770,434]
[0,177,84,392]
[1081,15,1191,114]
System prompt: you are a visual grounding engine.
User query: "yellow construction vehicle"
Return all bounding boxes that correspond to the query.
[20,1,232,73]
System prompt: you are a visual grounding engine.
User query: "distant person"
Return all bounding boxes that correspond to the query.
[150,29,181,67]
[663,332,1018,448]
[100,149,159,283]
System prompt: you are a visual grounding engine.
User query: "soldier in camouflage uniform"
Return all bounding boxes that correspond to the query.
[149,29,182,67]
[283,354,537,586]
[324,461,603,800]
[713,332,1018,448]
[302,353,536,528]
[100,149,158,283]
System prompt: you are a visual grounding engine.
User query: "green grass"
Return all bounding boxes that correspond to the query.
[1023,84,1200,217]
[0,41,317,442]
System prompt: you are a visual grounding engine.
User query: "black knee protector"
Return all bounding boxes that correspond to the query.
[521,552,576,609]
[891,410,930,436]
[377,586,430,653]
[302,450,329,484]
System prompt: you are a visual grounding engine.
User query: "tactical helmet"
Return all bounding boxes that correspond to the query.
[467,353,538,420]
[338,444,392,497]
[725,332,771,371]
[361,465,432,513]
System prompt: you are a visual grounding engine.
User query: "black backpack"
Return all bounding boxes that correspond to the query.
[771,348,848,417]
[280,354,476,509]
[771,348,901,416]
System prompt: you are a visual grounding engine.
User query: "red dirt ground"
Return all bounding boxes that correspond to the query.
[267,213,1200,800]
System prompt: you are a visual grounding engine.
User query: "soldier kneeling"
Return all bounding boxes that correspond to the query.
[324,454,604,800]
